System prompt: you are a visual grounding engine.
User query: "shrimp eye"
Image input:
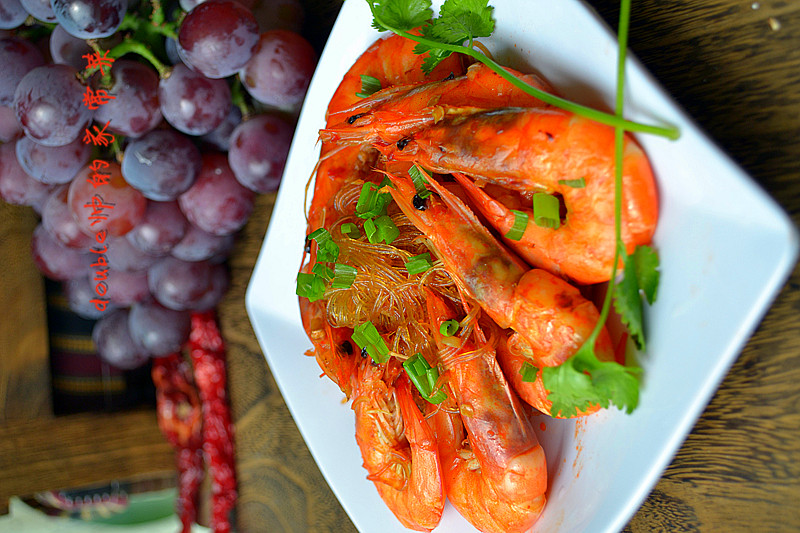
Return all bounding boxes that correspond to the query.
[396,138,410,150]
[443,72,455,81]
[339,340,353,355]
[304,236,312,253]
[347,113,365,124]
[412,194,428,211]
[360,346,369,359]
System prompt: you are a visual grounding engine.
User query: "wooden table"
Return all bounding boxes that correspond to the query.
[221,1,800,531]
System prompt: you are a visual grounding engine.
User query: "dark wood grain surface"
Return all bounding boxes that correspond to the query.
[221,1,800,532]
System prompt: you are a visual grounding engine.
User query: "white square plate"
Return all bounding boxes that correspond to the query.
[245,1,799,531]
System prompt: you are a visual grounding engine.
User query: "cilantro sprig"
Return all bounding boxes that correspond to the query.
[365,0,680,140]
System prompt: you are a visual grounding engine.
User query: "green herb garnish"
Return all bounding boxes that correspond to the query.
[308,228,339,263]
[439,319,459,337]
[356,182,392,219]
[558,177,586,188]
[408,164,432,198]
[532,192,560,229]
[403,353,447,404]
[405,252,433,274]
[356,74,382,98]
[296,272,327,302]
[332,263,357,289]
[504,210,529,240]
[352,321,391,364]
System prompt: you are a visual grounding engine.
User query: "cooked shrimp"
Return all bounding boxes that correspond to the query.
[380,107,659,284]
[352,360,445,532]
[385,171,614,415]
[322,62,553,146]
[326,31,465,121]
[425,291,547,533]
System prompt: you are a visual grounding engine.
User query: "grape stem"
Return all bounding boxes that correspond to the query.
[231,77,251,119]
[107,39,171,78]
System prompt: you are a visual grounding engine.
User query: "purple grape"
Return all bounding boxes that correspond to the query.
[20,0,55,22]
[15,134,91,184]
[31,223,90,280]
[14,64,94,146]
[63,276,117,319]
[228,113,293,193]
[42,185,95,248]
[0,105,21,142]
[68,161,147,237]
[51,0,128,39]
[92,308,150,369]
[190,262,228,310]
[158,63,230,136]
[171,223,234,262]
[125,200,188,256]
[147,256,216,311]
[128,301,191,356]
[0,140,53,206]
[178,152,254,235]
[0,37,46,106]
[200,104,241,151]
[121,129,201,200]
[164,36,181,65]
[0,0,29,29]
[106,235,160,271]
[49,24,92,70]
[177,0,258,79]
[94,60,163,138]
[239,30,315,112]
[102,268,150,305]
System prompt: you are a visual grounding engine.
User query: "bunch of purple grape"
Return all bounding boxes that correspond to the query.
[0,0,315,369]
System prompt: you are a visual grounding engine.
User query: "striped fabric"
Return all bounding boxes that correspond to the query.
[46,280,155,415]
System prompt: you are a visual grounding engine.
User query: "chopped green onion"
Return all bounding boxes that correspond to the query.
[520,362,539,383]
[332,263,357,288]
[405,252,432,275]
[296,272,326,302]
[532,192,561,229]
[504,210,529,240]
[408,164,431,199]
[363,217,377,242]
[558,177,586,188]
[311,263,334,280]
[308,228,340,262]
[365,215,399,245]
[341,222,360,239]
[403,353,447,404]
[356,74,382,98]
[356,182,392,219]
[379,175,394,189]
[352,321,390,364]
[439,319,459,337]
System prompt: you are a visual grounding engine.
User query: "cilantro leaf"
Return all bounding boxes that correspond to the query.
[542,341,641,417]
[633,244,659,305]
[542,353,598,418]
[412,0,495,73]
[432,0,494,43]
[613,252,645,349]
[590,361,641,414]
[613,244,660,350]
[367,0,433,32]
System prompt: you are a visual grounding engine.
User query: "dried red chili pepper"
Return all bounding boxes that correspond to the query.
[152,353,204,533]
[189,310,237,533]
